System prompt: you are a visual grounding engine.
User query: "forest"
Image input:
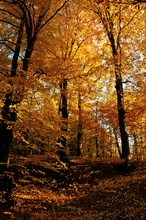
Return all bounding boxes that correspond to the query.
[0,0,146,219]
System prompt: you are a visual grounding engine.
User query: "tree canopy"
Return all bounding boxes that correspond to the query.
[0,0,146,163]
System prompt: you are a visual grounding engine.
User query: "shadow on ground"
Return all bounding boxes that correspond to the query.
[0,158,146,220]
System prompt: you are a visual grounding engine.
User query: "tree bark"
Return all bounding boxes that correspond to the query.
[114,55,130,159]
[59,79,68,148]
[113,128,122,158]
[77,130,82,156]
[58,79,70,166]
[77,92,82,156]
[95,103,99,158]
[133,133,138,159]
[0,122,13,169]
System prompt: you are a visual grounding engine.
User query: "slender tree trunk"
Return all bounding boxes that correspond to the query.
[77,92,82,156]
[95,136,99,158]
[58,79,70,166]
[113,128,122,158]
[77,129,82,156]
[59,79,68,148]
[114,54,130,160]
[11,19,24,77]
[95,103,99,158]
[106,19,130,161]
[133,133,138,160]
[93,0,130,164]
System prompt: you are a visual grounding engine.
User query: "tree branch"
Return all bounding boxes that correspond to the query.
[120,8,142,31]
[39,0,70,31]
[0,19,19,28]
[0,42,23,60]
[0,8,20,19]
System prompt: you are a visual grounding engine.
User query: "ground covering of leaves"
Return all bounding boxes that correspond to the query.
[0,156,146,220]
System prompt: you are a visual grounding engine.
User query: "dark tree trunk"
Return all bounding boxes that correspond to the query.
[106,16,130,171]
[0,122,13,169]
[59,79,68,147]
[58,79,70,166]
[113,128,122,158]
[95,102,99,158]
[114,60,130,159]
[133,133,138,160]
[95,136,99,158]
[11,19,24,77]
[22,40,36,71]
[93,2,130,168]
[76,92,82,157]
[77,130,82,156]
[108,31,130,161]
[0,18,24,169]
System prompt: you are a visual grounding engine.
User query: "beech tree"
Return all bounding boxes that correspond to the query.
[36,0,101,157]
[89,0,146,163]
[0,0,69,168]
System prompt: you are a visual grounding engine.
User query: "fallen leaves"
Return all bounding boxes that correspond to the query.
[1,159,146,219]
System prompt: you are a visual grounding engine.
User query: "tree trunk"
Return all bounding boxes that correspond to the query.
[108,28,130,160]
[133,133,138,160]
[77,131,82,156]
[58,79,70,166]
[113,128,122,158]
[11,19,24,77]
[106,11,130,169]
[93,0,130,167]
[95,102,99,158]
[77,92,82,156]
[0,18,24,169]
[114,59,130,159]
[95,136,99,158]
[59,79,68,147]
[0,122,13,170]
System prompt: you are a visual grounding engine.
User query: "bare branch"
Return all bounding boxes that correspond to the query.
[0,8,20,19]
[109,0,146,4]
[43,45,60,60]
[13,0,33,40]
[120,9,142,30]
[39,0,70,31]
[0,39,16,46]
[0,42,23,60]
[0,19,19,28]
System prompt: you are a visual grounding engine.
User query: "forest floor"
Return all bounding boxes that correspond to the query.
[0,156,146,220]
